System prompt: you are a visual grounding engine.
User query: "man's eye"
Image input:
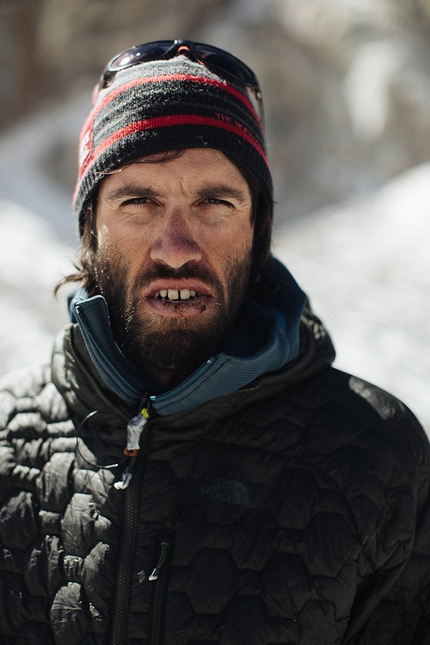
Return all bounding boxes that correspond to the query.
[123,197,151,206]
[205,198,231,206]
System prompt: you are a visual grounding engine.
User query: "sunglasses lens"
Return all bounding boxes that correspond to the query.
[110,41,173,72]
[107,41,257,87]
[195,45,256,87]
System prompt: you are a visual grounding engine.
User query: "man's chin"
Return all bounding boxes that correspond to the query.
[120,324,224,383]
[132,307,219,334]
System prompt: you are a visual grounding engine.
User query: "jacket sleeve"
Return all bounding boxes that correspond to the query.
[0,367,70,642]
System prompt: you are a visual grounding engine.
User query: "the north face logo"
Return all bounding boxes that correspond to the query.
[201,478,250,506]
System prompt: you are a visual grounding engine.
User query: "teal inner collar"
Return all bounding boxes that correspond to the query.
[69,258,306,415]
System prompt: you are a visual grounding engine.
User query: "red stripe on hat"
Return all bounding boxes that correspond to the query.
[78,114,268,182]
[94,73,261,126]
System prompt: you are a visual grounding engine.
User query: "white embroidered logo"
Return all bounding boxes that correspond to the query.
[79,128,92,170]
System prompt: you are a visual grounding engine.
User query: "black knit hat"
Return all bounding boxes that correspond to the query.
[73,51,272,233]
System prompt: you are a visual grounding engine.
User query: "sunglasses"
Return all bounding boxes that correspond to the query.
[99,39,264,123]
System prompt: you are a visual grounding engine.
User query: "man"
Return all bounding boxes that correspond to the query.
[0,40,429,644]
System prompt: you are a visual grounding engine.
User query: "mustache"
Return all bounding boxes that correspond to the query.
[134,263,222,291]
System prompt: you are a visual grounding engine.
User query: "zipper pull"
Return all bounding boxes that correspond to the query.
[149,537,171,581]
[114,462,134,490]
[124,401,150,457]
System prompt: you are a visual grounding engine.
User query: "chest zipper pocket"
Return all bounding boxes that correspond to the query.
[149,532,174,645]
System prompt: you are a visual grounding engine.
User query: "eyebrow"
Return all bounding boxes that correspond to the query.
[102,185,157,203]
[102,183,250,204]
[196,184,250,204]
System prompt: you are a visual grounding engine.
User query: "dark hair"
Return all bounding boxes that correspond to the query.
[56,150,273,297]
[229,156,273,295]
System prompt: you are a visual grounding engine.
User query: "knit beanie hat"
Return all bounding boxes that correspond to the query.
[73,51,272,233]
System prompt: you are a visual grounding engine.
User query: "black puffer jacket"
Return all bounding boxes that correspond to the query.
[0,309,429,644]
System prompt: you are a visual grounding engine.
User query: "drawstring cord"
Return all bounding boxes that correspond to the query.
[75,399,151,489]
[75,410,128,470]
[149,537,171,581]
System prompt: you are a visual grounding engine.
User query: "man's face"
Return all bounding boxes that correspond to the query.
[95,148,254,386]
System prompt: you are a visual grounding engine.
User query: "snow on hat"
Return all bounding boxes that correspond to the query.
[73,53,272,234]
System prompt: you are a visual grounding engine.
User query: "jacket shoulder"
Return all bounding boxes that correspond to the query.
[297,366,430,535]
[325,367,426,447]
[298,365,429,470]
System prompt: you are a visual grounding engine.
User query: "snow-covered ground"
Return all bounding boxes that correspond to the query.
[0,98,428,434]
[274,164,430,432]
[0,199,73,373]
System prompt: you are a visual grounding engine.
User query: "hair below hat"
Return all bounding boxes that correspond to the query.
[73,54,272,232]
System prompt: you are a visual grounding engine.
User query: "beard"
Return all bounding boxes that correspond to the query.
[94,246,252,384]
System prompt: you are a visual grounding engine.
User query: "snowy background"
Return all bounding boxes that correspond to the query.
[0,93,428,435]
[275,167,430,434]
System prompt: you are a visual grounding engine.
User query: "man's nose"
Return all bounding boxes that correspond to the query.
[149,210,203,268]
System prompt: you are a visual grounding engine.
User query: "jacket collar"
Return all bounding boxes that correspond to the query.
[68,257,307,416]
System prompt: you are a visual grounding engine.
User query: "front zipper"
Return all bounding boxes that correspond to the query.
[110,422,150,645]
[149,533,174,645]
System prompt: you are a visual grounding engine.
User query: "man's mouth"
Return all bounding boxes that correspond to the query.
[143,282,216,318]
[154,288,198,302]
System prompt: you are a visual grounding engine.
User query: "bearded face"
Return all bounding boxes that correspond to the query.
[94,149,254,387]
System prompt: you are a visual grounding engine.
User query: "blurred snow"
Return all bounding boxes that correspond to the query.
[0,199,73,372]
[0,97,428,435]
[344,40,406,141]
[0,93,90,243]
[274,163,430,432]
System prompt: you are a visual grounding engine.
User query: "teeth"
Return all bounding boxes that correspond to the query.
[154,289,198,301]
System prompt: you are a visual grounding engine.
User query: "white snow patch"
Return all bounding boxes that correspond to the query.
[0,93,90,243]
[344,40,406,141]
[274,163,430,434]
[0,199,74,372]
